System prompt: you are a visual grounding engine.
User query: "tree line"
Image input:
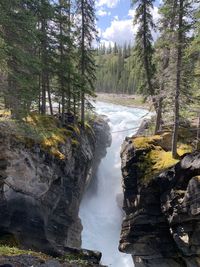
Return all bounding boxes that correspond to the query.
[0,0,96,127]
[95,43,144,94]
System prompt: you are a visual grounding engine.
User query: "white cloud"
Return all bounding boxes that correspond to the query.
[101,17,136,45]
[96,0,120,8]
[152,7,160,24]
[98,6,160,46]
[128,9,136,18]
[97,8,111,17]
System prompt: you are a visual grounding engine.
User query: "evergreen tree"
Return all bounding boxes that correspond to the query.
[0,0,39,118]
[154,0,178,133]
[114,42,118,55]
[132,0,164,134]
[54,0,75,121]
[170,0,193,157]
[37,0,54,115]
[95,44,142,94]
[158,0,194,157]
[76,0,97,127]
[189,8,200,83]
[132,0,155,101]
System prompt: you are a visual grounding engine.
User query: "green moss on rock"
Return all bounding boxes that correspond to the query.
[0,246,50,261]
[0,234,19,248]
[0,113,82,160]
[132,133,192,185]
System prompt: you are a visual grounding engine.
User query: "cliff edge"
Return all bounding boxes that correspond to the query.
[119,133,200,267]
[0,113,111,266]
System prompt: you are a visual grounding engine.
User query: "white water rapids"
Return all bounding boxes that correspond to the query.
[79,102,151,267]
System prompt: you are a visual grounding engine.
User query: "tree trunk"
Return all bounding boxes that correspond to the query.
[172,0,183,158]
[196,112,200,150]
[40,16,47,115]
[81,0,85,128]
[143,2,157,112]
[67,0,71,114]
[62,91,65,124]
[59,0,65,124]
[155,96,163,134]
[58,102,61,115]
[73,92,76,122]
[47,76,53,115]
[67,79,71,113]
[38,74,41,113]
[41,70,46,114]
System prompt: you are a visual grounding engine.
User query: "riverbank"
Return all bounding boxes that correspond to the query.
[95,93,151,110]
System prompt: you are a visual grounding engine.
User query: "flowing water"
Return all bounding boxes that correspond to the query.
[79,102,151,267]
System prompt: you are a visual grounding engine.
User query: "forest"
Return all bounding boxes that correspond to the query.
[0,0,199,158]
[0,0,97,127]
[95,43,139,94]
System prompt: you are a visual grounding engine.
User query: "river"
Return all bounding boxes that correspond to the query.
[79,102,151,267]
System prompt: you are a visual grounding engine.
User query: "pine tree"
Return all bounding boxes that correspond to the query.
[158,0,194,157]
[76,0,97,127]
[132,0,155,101]
[0,0,39,119]
[132,0,163,134]
[189,8,200,80]
[154,0,178,133]
[114,42,118,55]
[171,0,193,158]
[53,0,75,122]
[37,0,54,115]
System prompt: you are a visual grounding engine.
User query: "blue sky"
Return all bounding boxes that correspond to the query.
[95,0,161,46]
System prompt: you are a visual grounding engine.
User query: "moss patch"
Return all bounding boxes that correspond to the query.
[61,254,91,266]
[0,246,50,261]
[0,246,97,266]
[133,133,192,185]
[0,234,19,248]
[0,113,81,160]
[0,109,11,118]
[0,110,97,160]
[19,114,74,160]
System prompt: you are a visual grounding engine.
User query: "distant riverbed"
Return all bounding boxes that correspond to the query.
[95,93,151,110]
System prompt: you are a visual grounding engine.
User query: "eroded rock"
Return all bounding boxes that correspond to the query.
[119,136,200,267]
[0,117,111,260]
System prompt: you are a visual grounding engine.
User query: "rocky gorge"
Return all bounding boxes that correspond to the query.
[119,133,200,267]
[0,114,111,267]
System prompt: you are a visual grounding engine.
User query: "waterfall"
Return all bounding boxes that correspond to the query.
[79,102,151,267]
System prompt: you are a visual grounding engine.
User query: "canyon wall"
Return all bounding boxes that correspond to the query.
[0,116,111,266]
[119,135,200,267]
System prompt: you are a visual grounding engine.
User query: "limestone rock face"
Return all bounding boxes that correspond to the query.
[119,138,200,267]
[0,117,111,258]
